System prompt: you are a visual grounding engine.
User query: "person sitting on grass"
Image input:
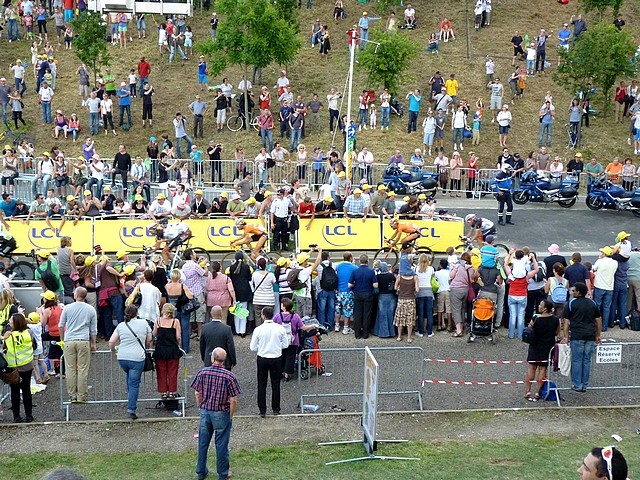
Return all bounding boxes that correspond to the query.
[439,18,455,42]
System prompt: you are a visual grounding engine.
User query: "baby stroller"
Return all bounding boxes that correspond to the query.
[390,97,405,118]
[468,297,497,344]
[296,317,328,380]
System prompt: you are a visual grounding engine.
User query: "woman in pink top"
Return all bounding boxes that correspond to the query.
[204,261,235,321]
[449,252,475,337]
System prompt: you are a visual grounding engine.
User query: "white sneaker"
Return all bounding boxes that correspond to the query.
[363,125,367,130]
[428,333,435,338]
[628,138,632,145]
[453,144,457,151]
[416,333,424,338]
[334,324,340,332]
[491,118,495,123]
[358,126,362,131]
[460,144,464,151]
[342,327,351,335]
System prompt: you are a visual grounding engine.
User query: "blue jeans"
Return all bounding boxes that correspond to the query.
[380,106,390,128]
[611,284,628,328]
[15,78,26,96]
[85,178,103,197]
[175,135,193,159]
[196,409,232,480]
[415,295,434,335]
[118,359,144,413]
[139,76,148,94]
[538,122,552,147]
[260,128,273,151]
[359,28,368,49]
[169,44,187,62]
[136,17,146,32]
[100,294,124,339]
[1,100,9,124]
[407,110,418,133]
[570,339,595,391]
[42,101,52,124]
[89,112,100,135]
[317,290,335,329]
[119,105,132,126]
[453,127,464,146]
[290,128,302,151]
[508,295,527,339]
[31,174,52,196]
[8,19,19,41]
[527,59,535,72]
[593,287,613,331]
[358,108,368,127]
[179,311,191,353]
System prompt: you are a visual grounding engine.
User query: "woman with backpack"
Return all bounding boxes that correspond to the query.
[273,297,318,382]
[545,262,569,318]
[251,257,276,327]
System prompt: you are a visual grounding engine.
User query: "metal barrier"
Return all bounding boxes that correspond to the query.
[10,280,43,313]
[297,346,424,413]
[59,350,189,421]
[547,341,640,407]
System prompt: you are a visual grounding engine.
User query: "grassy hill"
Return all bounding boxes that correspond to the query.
[1,0,639,175]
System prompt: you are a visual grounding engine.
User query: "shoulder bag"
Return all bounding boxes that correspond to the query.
[465,266,476,303]
[2,336,21,385]
[178,284,200,313]
[124,321,154,372]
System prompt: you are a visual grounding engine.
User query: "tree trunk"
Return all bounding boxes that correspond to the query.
[243,63,249,128]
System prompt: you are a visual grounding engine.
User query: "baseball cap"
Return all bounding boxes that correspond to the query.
[377,184,387,191]
[195,189,203,195]
[41,290,56,301]
[36,250,51,259]
[338,171,346,178]
[28,312,40,324]
[575,152,583,158]
[353,188,362,194]
[600,246,613,256]
[323,196,333,202]
[66,195,75,201]
[157,193,166,200]
[485,235,496,244]
[84,256,96,267]
[247,197,256,204]
[120,82,126,87]
[297,252,310,264]
[388,191,396,197]
[83,190,92,196]
[134,194,143,201]
[123,264,137,277]
[231,193,240,200]
[116,250,129,260]
[220,192,228,198]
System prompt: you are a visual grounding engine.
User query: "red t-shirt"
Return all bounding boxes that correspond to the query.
[63,0,73,9]
[508,277,528,297]
[299,203,315,215]
[138,61,151,78]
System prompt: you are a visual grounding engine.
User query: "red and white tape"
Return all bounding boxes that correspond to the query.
[424,358,526,365]
[423,379,526,385]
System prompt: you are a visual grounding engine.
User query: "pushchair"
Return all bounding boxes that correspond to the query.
[295,317,328,380]
[468,297,497,344]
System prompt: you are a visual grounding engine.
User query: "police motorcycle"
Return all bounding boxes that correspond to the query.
[512,170,580,208]
[382,164,439,198]
[585,173,640,217]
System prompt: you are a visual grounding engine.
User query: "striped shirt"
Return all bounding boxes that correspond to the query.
[191,364,241,412]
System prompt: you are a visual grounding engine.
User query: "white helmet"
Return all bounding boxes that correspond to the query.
[464,214,476,223]
[234,218,246,227]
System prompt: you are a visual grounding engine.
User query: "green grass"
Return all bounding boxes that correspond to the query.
[2,435,639,479]
[1,1,640,174]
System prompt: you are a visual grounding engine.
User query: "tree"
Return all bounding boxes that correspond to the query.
[196,0,301,121]
[581,0,624,20]
[358,31,418,97]
[553,22,635,115]
[70,12,111,83]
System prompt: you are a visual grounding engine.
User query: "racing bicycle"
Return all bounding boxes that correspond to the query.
[5,249,37,281]
[226,111,260,132]
[455,235,509,257]
[373,238,434,267]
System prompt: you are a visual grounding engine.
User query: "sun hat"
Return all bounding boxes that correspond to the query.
[547,244,560,255]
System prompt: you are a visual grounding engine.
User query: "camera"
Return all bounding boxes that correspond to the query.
[309,244,318,249]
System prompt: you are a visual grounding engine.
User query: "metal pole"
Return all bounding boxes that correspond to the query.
[465,0,471,59]
[345,30,357,183]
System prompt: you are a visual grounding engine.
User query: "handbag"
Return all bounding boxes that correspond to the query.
[125,284,142,307]
[2,337,21,385]
[124,320,154,372]
[430,271,440,293]
[465,266,476,303]
[178,285,200,313]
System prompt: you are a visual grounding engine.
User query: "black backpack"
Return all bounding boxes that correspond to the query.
[287,268,305,291]
[320,263,338,291]
[39,261,59,292]
[534,262,546,283]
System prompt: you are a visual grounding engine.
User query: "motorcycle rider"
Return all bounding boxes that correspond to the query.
[494,164,515,225]
[464,213,496,246]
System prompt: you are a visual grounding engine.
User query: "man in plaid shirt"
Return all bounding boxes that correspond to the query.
[192,347,241,480]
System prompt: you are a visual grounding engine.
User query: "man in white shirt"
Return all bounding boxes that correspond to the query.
[592,246,618,332]
[237,77,252,92]
[403,4,415,25]
[149,193,173,220]
[356,147,374,184]
[249,306,288,417]
[38,82,54,124]
[85,154,105,195]
[10,60,26,96]
[327,87,341,134]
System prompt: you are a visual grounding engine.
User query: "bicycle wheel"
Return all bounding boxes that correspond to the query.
[226,115,243,132]
[454,244,470,255]
[250,116,260,132]
[373,247,399,267]
[494,243,510,256]
[221,252,238,270]
[191,247,211,266]
[7,261,36,281]
[414,247,434,265]
[15,133,35,147]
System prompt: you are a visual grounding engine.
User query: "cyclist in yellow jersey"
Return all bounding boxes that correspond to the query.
[230,219,268,258]
[387,218,420,247]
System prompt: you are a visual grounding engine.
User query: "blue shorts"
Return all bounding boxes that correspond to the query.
[335,291,354,318]
[499,125,509,134]
[198,74,208,84]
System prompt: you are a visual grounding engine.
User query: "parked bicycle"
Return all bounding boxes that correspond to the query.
[226,110,259,132]
[0,125,35,148]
